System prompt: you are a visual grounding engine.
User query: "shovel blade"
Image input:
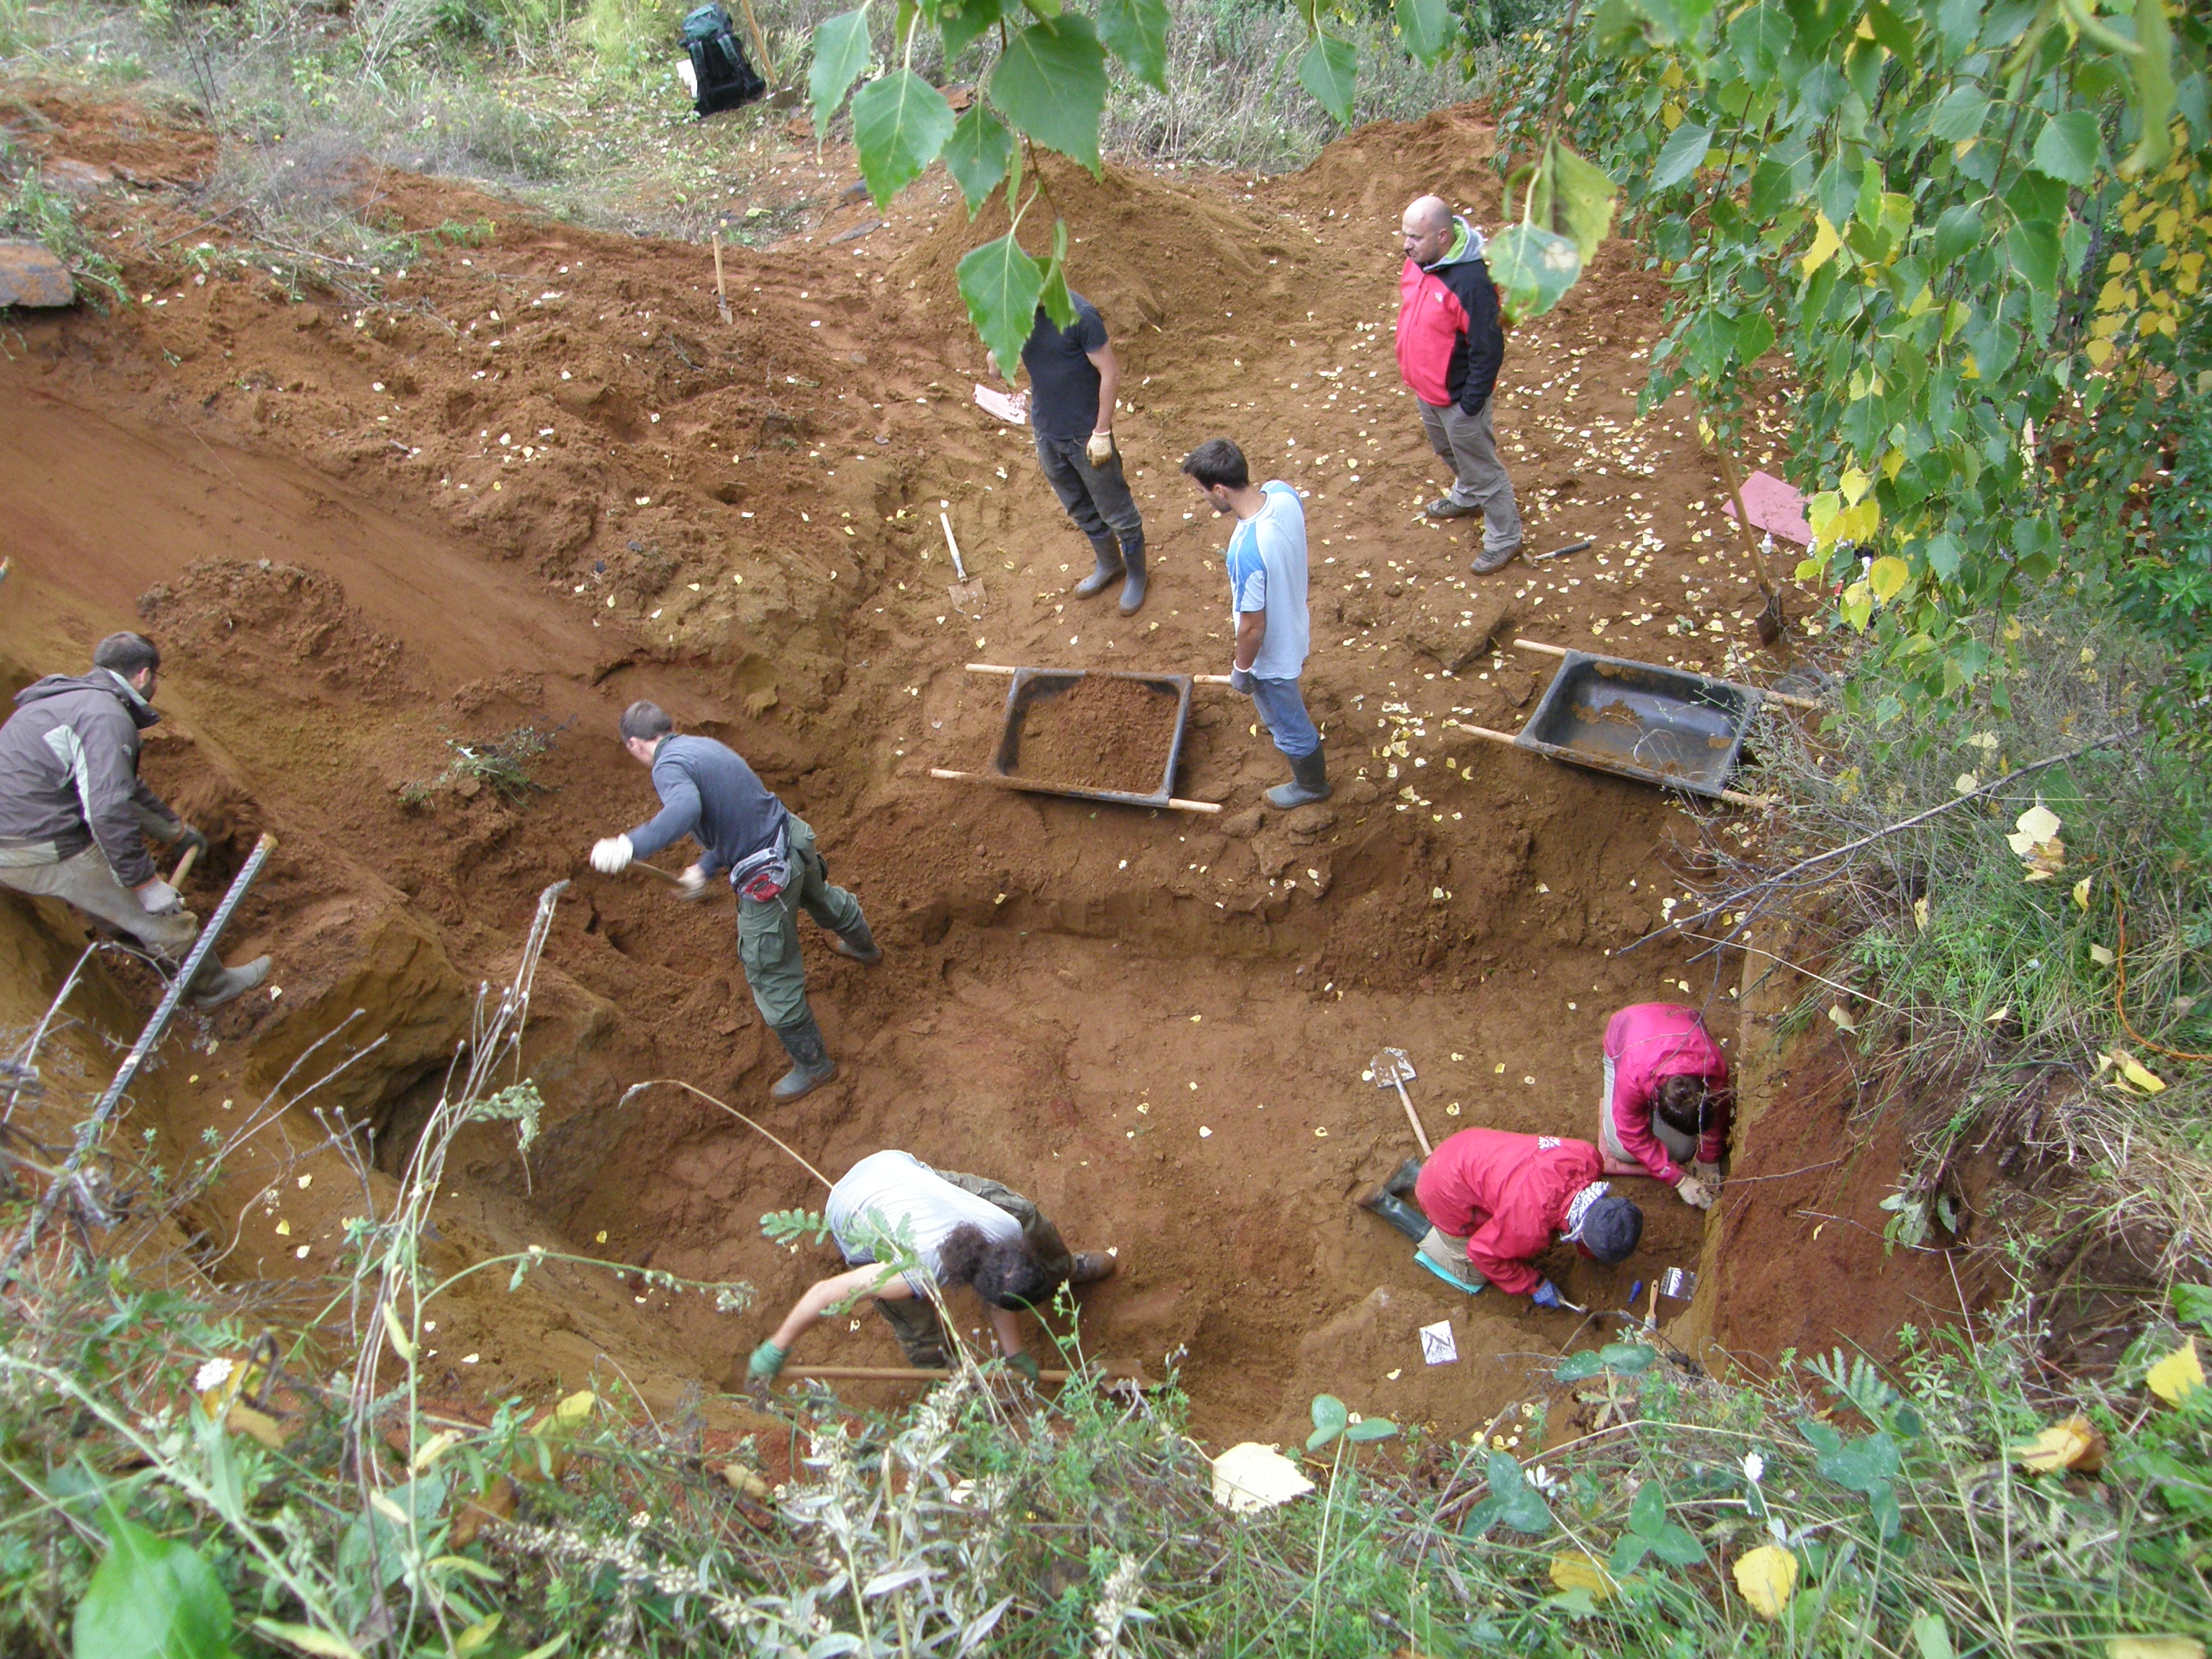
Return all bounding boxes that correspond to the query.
[949,578,986,618]
[1368,1047,1415,1088]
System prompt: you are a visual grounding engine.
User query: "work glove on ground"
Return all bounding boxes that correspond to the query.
[135,878,183,916]
[1007,1352,1040,1383]
[746,1341,787,1383]
[1086,431,1115,466]
[676,863,712,902]
[1228,667,1255,695]
[1530,1279,1565,1310]
[1675,1175,1715,1210]
[590,835,634,875]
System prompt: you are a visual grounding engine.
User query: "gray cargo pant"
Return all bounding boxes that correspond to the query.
[860,1167,1076,1367]
[1418,397,1523,557]
[734,817,867,1030]
[1034,432,1145,559]
[0,842,201,962]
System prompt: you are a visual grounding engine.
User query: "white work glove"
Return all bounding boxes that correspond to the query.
[136,878,183,916]
[1086,430,1115,466]
[1691,1160,1722,1187]
[1675,1174,1715,1210]
[590,835,634,875]
[676,864,712,902]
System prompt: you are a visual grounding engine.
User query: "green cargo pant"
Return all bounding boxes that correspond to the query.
[870,1166,1076,1368]
[0,842,201,960]
[734,817,868,1030]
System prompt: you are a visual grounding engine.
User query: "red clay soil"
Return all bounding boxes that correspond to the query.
[0,89,1851,1448]
[1004,676,1181,795]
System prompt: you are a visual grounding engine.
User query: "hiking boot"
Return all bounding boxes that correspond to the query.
[769,1011,837,1102]
[1072,536,1125,599]
[186,956,271,1010]
[1424,496,1480,519]
[1358,1188,1429,1244]
[1068,1251,1117,1285]
[1471,541,1522,575]
[1381,1157,1424,1201]
[1264,747,1331,810]
[1116,536,1148,615]
[830,916,881,964]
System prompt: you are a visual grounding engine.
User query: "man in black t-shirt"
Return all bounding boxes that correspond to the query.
[1005,293,1149,614]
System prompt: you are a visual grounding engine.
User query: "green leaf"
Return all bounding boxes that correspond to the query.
[1298,32,1358,126]
[989,14,1109,171]
[2172,1284,2212,1329]
[1931,203,1982,266]
[2122,0,2175,176]
[251,1621,365,1659]
[1485,1451,1556,1534]
[808,6,873,143]
[1910,1610,1956,1659]
[1555,1350,1606,1382]
[1395,0,1455,64]
[1609,1479,1707,1573]
[1345,1416,1399,1442]
[1098,0,1169,90]
[1594,1341,1658,1375]
[1486,222,1582,319]
[1307,1392,1349,1449]
[73,1514,237,1659]
[1737,309,1776,362]
[2004,219,2060,293]
[1038,218,1076,327]
[850,70,955,206]
[942,104,1013,217]
[935,0,1002,59]
[1549,141,1618,264]
[2028,109,2102,186]
[1926,84,1987,142]
[1650,122,1712,189]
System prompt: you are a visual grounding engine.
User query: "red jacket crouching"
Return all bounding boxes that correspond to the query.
[1413,1128,1602,1297]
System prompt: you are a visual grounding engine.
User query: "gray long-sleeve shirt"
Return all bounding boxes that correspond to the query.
[0,670,177,888]
[624,733,788,878]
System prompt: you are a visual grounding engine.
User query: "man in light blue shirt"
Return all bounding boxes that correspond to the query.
[1182,438,1329,809]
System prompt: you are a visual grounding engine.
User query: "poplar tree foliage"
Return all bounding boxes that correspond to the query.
[806,0,1615,372]
[1493,0,2209,716]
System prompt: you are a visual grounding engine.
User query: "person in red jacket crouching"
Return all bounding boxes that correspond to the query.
[1598,1002,1732,1211]
[1406,1128,1642,1306]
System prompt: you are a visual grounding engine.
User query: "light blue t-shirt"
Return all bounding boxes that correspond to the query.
[1223,481,1310,681]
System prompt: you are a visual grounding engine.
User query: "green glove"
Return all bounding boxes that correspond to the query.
[747,1341,787,1382]
[1007,1351,1040,1383]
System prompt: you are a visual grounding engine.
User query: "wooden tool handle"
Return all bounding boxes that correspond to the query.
[786,1363,1074,1383]
[1394,1079,1431,1157]
[940,513,968,581]
[169,844,199,886]
[928,768,1222,814]
[630,861,686,887]
[966,664,1238,688]
[1449,723,1775,810]
[1509,637,1822,711]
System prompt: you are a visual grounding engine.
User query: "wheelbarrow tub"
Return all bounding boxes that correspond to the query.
[989,667,1194,809]
[1516,651,1760,800]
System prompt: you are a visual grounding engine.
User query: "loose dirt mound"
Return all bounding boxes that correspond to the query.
[1,84,1837,1444]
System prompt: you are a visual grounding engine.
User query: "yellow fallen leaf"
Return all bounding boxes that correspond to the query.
[380,1303,416,1363]
[454,1613,502,1656]
[2090,944,2116,966]
[1734,1544,1799,1619]
[716,1462,773,1501]
[1954,772,1979,794]
[2007,802,2063,856]
[1827,1004,1858,1033]
[1549,1550,1619,1601]
[2010,1416,2105,1474]
[2110,1639,2206,1659]
[2115,1051,2167,1094]
[226,1403,289,1451]
[2074,876,2092,910]
[534,1390,597,1438]
[413,1428,465,1472]
[2146,1338,2203,1404]
[1912,896,1930,932]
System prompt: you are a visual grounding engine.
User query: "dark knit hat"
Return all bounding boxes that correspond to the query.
[1581,1196,1643,1264]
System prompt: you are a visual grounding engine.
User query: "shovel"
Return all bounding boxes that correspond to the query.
[1712,446,1789,649]
[940,512,986,618]
[1368,1048,1431,1157]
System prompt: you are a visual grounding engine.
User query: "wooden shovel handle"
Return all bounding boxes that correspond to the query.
[169,844,199,886]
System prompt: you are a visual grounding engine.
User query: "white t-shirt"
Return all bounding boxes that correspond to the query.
[1223,481,1310,680]
[824,1151,1022,1295]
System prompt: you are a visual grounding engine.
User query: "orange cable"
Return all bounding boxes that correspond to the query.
[2115,899,2212,1064]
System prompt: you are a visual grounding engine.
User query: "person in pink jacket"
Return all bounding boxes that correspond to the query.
[1410,1128,1642,1305]
[1599,1003,1732,1210]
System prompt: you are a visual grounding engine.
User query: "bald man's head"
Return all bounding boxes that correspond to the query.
[1401,195,1455,266]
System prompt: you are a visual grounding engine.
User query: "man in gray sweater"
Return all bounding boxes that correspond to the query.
[590,700,877,1102]
[0,633,269,1007]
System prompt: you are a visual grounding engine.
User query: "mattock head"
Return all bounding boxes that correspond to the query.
[1368,1047,1416,1088]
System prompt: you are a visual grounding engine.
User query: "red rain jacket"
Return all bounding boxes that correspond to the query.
[1604,1003,1731,1185]
[1394,216,1504,415]
[1413,1128,1601,1297]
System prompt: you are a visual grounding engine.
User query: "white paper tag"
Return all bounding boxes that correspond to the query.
[1420,1320,1458,1365]
[974,384,1028,425]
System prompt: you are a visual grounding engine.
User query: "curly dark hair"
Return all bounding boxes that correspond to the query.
[1653,1074,1709,1138]
[934,1223,1056,1310]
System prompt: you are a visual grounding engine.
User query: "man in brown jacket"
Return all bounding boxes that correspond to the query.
[0,632,269,1007]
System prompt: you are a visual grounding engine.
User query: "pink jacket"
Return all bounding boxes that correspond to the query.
[1414,1128,1602,1297]
[1604,1003,1730,1184]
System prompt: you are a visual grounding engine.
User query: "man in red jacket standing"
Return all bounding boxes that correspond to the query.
[1395,194,1523,574]
[1409,1128,1642,1305]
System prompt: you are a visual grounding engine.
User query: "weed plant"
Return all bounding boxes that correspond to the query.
[0,135,125,302]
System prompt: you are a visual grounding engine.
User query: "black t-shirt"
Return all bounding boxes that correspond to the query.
[1020,293,1109,439]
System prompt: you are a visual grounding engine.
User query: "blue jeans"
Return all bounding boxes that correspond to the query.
[1249,676,1320,759]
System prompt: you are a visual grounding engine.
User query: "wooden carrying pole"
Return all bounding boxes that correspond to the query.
[929,768,1222,815]
[1450,724,1775,811]
[1510,637,1822,713]
[711,232,732,324]
[965,662,1236,687]
[786,1364,1075,1383]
